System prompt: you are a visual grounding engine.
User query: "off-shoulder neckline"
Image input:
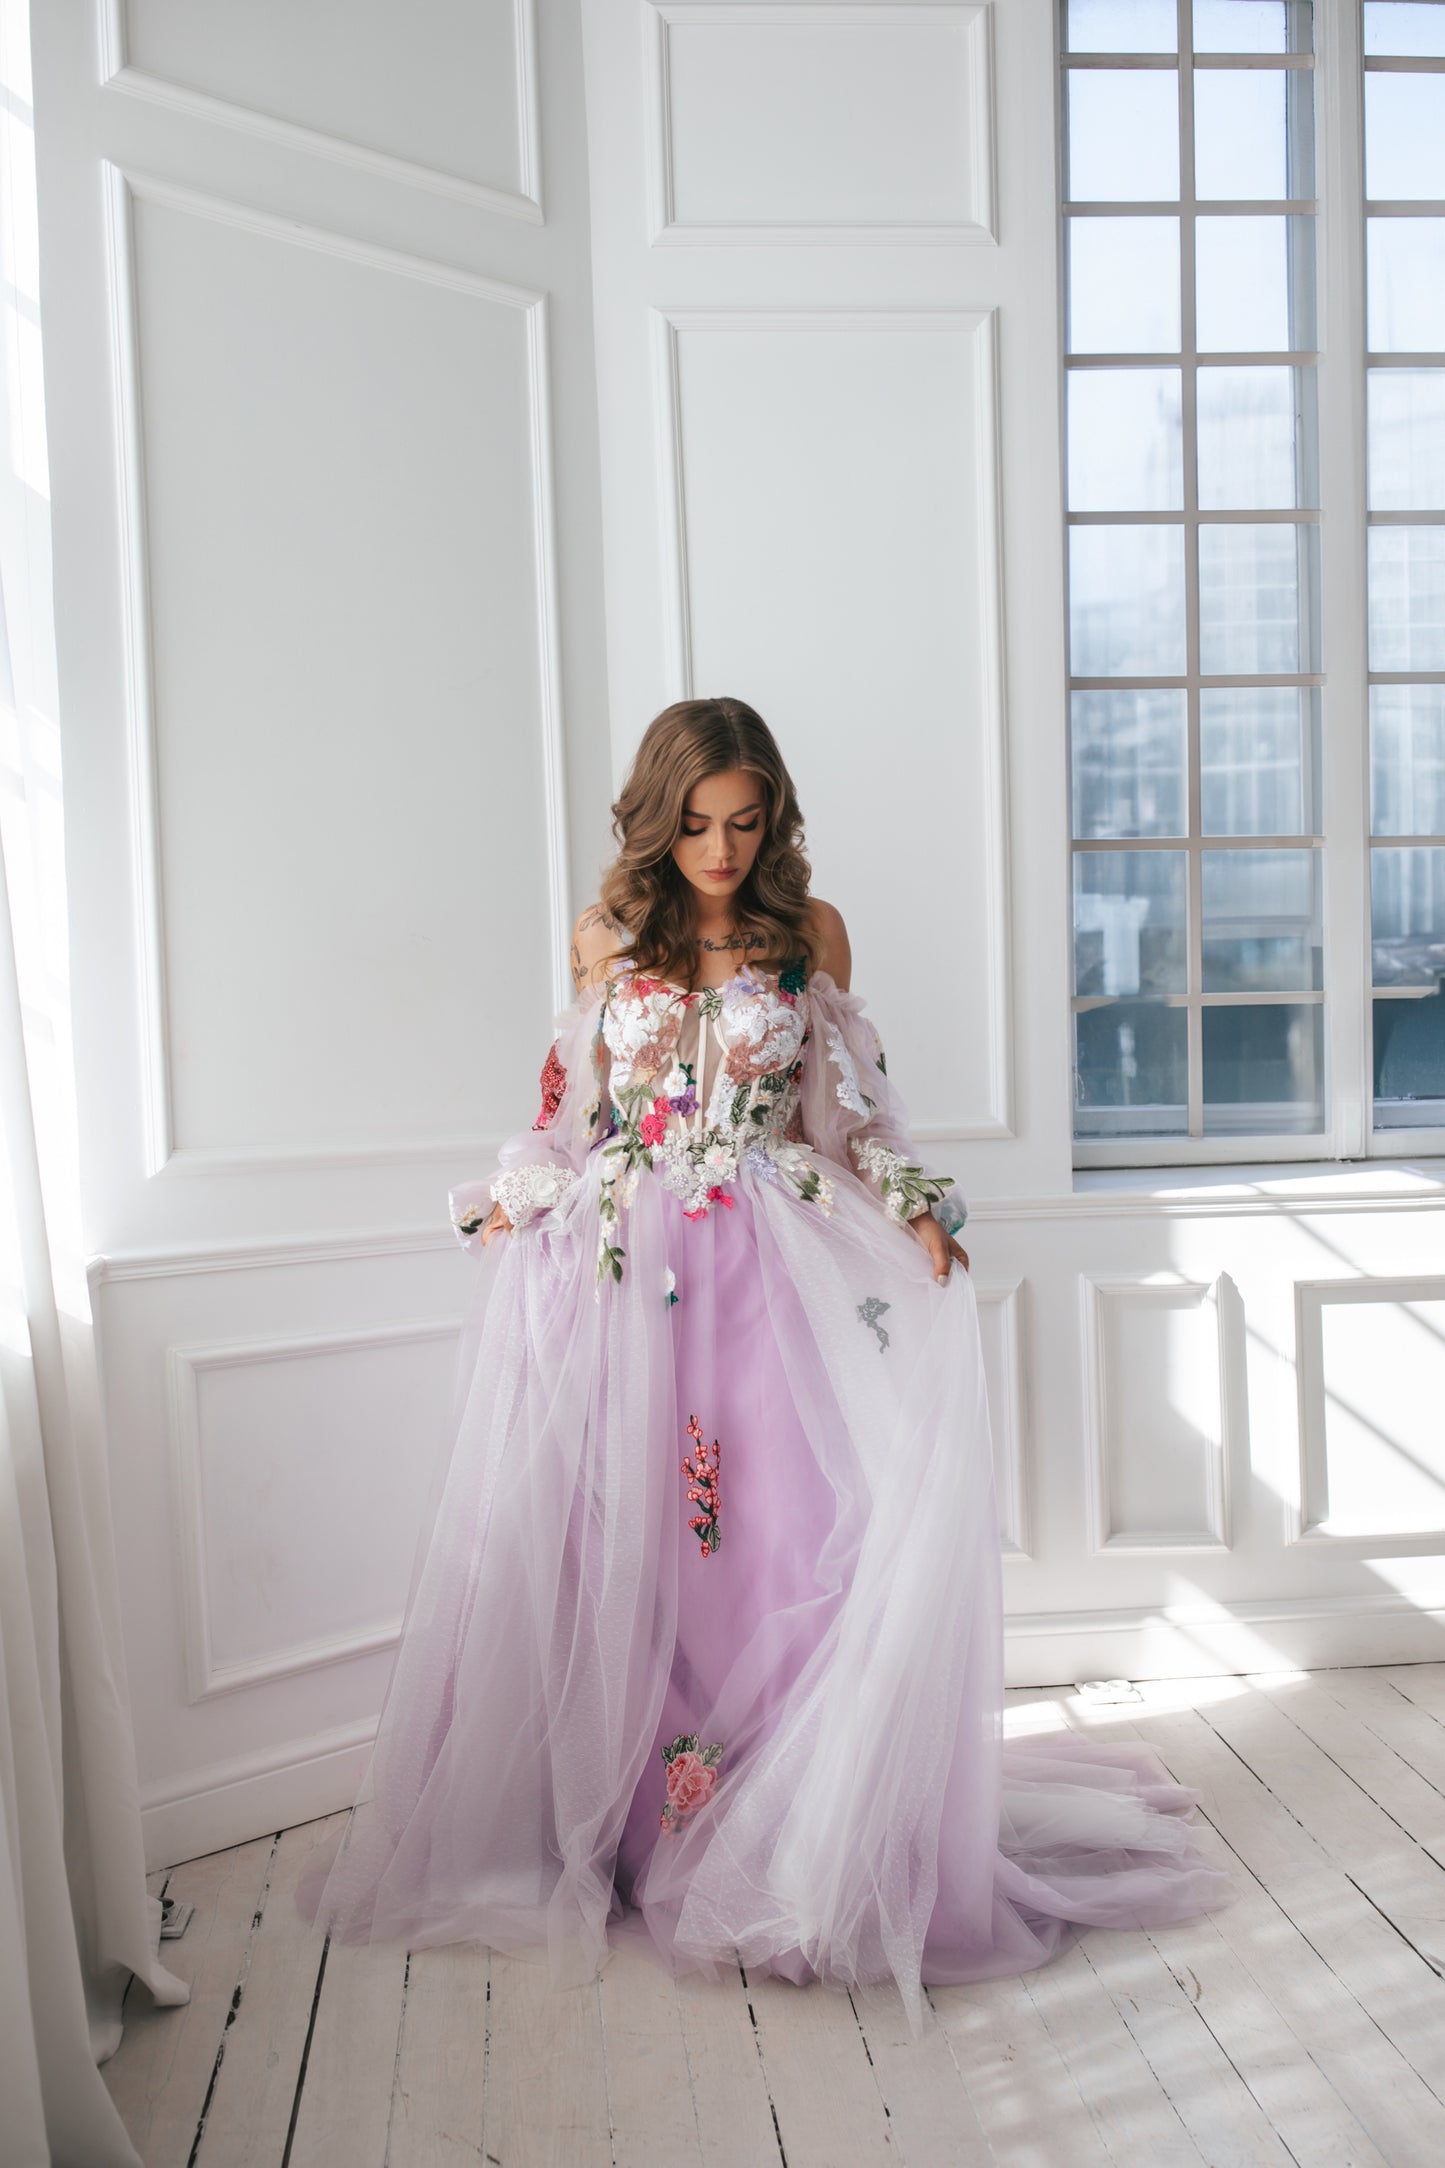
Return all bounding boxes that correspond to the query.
[608,954,804,999]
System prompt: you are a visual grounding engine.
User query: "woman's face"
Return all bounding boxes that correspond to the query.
[671,767,765,906]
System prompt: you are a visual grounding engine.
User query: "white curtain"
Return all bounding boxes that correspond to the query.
[0,6,190,2162]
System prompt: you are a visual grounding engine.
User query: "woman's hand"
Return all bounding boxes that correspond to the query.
[479,1202,513,1248]
[908,1208,969,1281]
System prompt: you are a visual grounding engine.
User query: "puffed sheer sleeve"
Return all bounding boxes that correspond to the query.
[796,969,967,1237]
[447,981,611,1255]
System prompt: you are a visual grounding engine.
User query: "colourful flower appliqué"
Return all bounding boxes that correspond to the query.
[659,1732,724,1833]
[682,1413,721,1554]
[532,1042,568,1131]
[778,957,808,1001]
[664,1266,679,1307]
[682,1183,735,1223]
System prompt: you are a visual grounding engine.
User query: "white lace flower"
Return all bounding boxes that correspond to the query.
[490,1159,578,1232]
[702,1140,736,1176]
[824,1023,872,1118]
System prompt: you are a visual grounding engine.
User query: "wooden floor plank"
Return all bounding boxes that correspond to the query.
[481,1949,613,2168]
[1076,1926,1295,2168]
[597,1941,707,2168]
[190,1814,339,2167]
[1021,1936,1207,2165]
[744,1969,894,2168]
[388,1940,490,2168]
[1198,1677,1445,2001]
[848,1978,994,2168]
[1248,1668,1445,1860]
[1068,1689,1445,2163]
[927,1969,1112,2168]
[284,1931,409,2167]
[103,1835,276,2168]
[673,1963,785,2168]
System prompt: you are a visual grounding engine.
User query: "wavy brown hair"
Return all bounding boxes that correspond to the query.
[596,697,823,986]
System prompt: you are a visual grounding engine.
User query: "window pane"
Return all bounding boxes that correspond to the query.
[1364,2,1445,57]
[1202,848,1321,990]
[1067,70,1180,200]
[1197,216,1313,351]
[1068,369,1183,508]
[1068,0,1178,51]
[1068,218,1182,352]
[1074,851,1187,995]
[1368,369,1445,512]
[1197,365,1306,507]
[1374,993,1445,1125]
[1072,689,1188,837]
[1372,844,1445,985]
[1202,1004,1324,1133]
[1368,527,1445,672]
[1371,685,1445,836]
[1365,75,1445,201]
[1368,220,1445,351]
[1201,686,1317,833]
[1070,525,1188,673]
[1198,523,1316,673]
[1194,0,1290,52]
[1075,1003,1188,1134]
[1194,71,1292,200]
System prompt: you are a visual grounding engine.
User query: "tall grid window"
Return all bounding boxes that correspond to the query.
[1063,0,1324,1154]
[1365,3,1445,1131]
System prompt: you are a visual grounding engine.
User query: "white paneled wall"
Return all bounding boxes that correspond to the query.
[36,0,610,1864]
[31,0,1445,1868]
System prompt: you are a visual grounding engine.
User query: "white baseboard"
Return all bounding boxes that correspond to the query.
[140,1718,377,1872]
[1002,1592,1445,1686]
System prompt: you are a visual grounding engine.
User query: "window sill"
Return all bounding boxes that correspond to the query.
[1071,1159,1445,1207]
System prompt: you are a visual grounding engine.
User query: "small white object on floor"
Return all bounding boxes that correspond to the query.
[1073,1678,1142,1704]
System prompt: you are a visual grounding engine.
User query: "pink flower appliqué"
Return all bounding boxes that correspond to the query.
[639,1093,672,1147]
[682,1413,721,1554]
[682,1184,735,1223]
[659,1732,724,1833]
[532,1042,568,1130]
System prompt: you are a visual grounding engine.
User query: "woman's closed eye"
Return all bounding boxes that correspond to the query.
[682,820,758,836]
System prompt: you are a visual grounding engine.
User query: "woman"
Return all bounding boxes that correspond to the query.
[298,697,1231,2037]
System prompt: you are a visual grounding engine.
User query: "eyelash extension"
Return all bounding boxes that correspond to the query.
[682,819,759,835]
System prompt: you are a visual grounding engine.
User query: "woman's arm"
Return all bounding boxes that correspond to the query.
[798,901,969,1279]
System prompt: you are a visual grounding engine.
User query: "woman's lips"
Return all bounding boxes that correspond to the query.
[705,869,735,879]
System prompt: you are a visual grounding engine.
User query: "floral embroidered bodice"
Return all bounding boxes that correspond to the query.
[459,947,966,1294]
[593,957,831,1282]
[601,958,810,1153]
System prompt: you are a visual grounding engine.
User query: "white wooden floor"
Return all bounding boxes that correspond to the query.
[104,1665,1445,2167]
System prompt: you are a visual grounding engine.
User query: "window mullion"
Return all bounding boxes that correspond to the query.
[1317,0,1371,1158]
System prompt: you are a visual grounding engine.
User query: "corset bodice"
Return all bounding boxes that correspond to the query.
[593,957,823,1230]
[602,960,809,1132]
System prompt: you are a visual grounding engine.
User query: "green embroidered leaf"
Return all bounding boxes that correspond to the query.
[701,1741,724,1767]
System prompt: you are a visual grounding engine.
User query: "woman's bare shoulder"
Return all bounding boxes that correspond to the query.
[570,903,632,994]
[804,898,851,992]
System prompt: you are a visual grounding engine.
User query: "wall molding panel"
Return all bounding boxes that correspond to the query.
[1295,1275,1445,1548]
[974,1276,1031,1559]
[642,1,996,247]
[652,305,1012,1142]
[100,0,544,220]
[1080,1273,1233,1556]
[103,166,573,1175]
[166,1319,461,1704]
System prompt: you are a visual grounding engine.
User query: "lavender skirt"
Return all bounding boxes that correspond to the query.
[297,1153,1232,2036]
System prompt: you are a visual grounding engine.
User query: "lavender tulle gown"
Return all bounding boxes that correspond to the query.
[296,954,1232,2034]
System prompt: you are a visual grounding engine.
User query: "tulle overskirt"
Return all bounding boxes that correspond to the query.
[297,1147,1233,2035]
